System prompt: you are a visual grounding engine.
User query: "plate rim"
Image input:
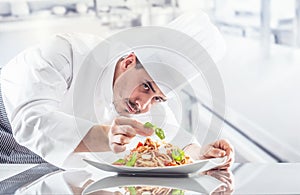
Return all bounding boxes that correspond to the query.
[83,156,226,174]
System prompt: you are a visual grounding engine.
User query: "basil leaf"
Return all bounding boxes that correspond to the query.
[144,122,166,140]
[125,152,137,167]
[144,122,155,129]
[155,128,165,140]
[127,186,137,195]
[112,159,125,165]
[172,148,185,162]
[172,189,185,195]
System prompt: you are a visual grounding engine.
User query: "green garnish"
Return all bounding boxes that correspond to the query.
[127,186,137,195]
[155,127,165,140]
[112,159,126,165]
[172,148,185,162]
[144,122,165,140]
[125,152,137,167]
[144,122,155,129]
[172,189,185,195]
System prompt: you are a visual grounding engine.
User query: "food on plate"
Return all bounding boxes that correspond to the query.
[112,138,192,167]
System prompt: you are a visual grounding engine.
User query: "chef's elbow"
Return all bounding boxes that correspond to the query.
[11,109,42,147]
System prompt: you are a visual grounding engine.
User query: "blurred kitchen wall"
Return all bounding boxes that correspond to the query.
[0,0,299,163]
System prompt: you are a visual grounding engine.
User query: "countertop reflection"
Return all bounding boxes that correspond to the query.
[82,171,230,195]
[1,163,300,194]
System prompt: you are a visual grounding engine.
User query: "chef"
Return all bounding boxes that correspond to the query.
[0,11,233,169]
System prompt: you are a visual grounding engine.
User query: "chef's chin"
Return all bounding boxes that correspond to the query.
[115,105,130,116]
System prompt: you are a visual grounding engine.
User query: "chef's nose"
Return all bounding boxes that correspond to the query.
[135,95,153,112]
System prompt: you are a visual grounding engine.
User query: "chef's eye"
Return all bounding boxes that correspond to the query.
[143,83,150,90]
[154,96,163,102]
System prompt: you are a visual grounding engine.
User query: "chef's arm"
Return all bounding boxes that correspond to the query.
[75,117,154,153]
[10,99,95,168]
[1,34,96,168]
[74,125,111,152]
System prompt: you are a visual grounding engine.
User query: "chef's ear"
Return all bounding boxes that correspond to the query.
[122,52,137,69]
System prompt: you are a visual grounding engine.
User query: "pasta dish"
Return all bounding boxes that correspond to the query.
[113,138,192,167]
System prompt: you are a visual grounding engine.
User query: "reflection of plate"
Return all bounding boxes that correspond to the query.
[83,155,227,176]
[82,175,226,195]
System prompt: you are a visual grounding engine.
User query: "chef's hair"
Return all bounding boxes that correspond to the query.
[135,57,143,69]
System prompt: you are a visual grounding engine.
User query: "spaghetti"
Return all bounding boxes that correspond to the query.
[113,138,192,167]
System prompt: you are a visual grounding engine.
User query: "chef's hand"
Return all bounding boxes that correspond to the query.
[201,139,234,170]
[184,139,234,170]
[108,117,154,153]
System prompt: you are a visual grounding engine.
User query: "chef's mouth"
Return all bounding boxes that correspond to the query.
[126,100,140,114]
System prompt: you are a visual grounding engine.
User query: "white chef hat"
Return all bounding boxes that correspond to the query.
[166,11,226,63]
[133,11,226,98]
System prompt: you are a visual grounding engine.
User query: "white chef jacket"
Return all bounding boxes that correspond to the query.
[1,32,198,169]
[0,33,120,168]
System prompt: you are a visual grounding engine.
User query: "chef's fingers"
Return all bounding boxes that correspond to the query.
[202,146,226,158]
[110,125,136,137]
[110,143,126,153]
[202,139,234,166]
[113,117,154,136]
[223,157,234,169]
[212,139,234,159]
[213,139,235,169]
[111,134,132,145]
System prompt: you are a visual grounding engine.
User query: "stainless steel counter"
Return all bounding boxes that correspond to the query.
[1,163,299,194]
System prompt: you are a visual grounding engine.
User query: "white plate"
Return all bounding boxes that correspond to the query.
[83,154,227,176]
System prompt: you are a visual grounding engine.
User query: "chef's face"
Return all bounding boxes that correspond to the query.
[113,53,167,116]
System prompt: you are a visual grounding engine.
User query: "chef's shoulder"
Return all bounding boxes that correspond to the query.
[40,32,103,56]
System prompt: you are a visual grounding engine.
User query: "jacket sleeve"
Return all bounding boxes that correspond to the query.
[1,35,95,168]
